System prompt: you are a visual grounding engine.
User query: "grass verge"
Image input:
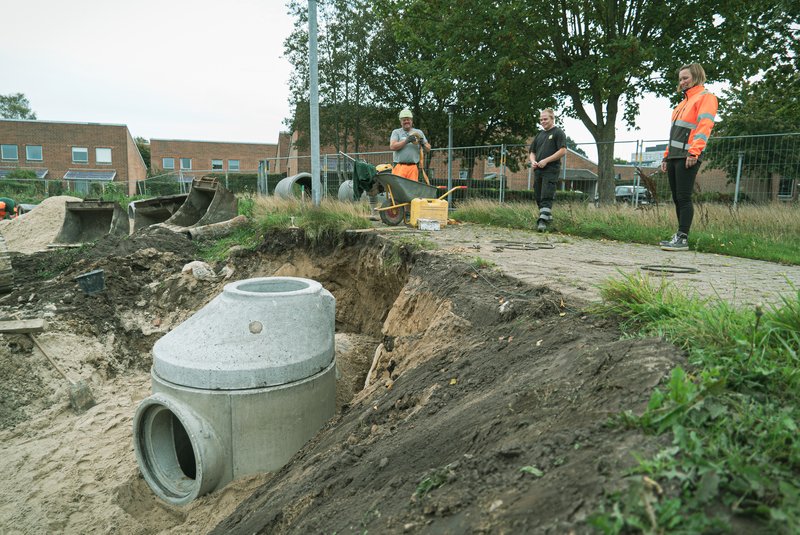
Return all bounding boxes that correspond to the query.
[588,273,800,533]
[452,200,800,264]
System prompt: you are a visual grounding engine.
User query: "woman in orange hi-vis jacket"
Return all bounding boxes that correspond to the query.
[659,63,718,251]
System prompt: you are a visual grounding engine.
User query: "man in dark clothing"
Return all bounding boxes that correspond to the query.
[529,108,566,232]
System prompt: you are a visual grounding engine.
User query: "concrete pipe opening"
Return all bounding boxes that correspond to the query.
[233,277,312,294]
[133,394,223,506]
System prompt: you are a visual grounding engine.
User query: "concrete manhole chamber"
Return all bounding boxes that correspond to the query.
[133,277,336,505]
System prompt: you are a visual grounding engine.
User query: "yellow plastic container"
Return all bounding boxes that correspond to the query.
[410,198,448,228]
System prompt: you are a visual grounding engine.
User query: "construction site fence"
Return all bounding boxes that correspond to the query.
[1,134,797,206]
[259,133,800,206]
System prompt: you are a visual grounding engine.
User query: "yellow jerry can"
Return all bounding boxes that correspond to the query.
[410,198,448,228]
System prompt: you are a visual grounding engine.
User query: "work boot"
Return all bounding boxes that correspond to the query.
[537,219,548,232]
[660,232,688,251]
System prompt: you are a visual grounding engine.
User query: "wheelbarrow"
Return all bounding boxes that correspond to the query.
[374,172,466,226]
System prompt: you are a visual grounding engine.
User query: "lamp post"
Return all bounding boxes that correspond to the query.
[308,0,321,206]
[447,104,456,197]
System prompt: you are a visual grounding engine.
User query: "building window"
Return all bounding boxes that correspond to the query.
[1,144,18,160]
[211,159,223,171]
[72,147,89,163]
[162,157,175,170]
[96,147,112,164]
[26,145,43,161]
[228,159,240,171]
[180,158,192,170]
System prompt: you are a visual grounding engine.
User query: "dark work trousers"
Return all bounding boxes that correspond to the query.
[534,170,559,222]
[666,158,701,235]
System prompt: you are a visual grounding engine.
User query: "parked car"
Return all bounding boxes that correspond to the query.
[615,185,650,204]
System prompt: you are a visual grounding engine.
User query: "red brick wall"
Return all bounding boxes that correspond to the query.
[0,119,145,191]
[150,139,277,175]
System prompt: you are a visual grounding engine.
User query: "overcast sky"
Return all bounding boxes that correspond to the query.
[1,1,722,161]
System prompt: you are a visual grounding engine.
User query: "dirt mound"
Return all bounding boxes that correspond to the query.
[0,195,82,254]
[0,228,686,534]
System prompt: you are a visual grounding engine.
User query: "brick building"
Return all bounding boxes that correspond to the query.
[149,139,277,179]
[0,119,147,195]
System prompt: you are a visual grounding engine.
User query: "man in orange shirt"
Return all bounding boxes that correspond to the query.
[389,108,431,181]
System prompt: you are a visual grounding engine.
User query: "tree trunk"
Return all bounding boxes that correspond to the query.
[595,131,617,205]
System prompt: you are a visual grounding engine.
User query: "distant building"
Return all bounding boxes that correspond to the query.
[0,119,147,195]
[630,143,667,167]
[150,138,277,179]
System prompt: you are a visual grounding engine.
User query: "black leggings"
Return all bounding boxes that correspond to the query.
[666,158,701,235]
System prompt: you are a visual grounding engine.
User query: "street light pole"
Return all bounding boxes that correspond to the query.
[447,104,455,197]
[308,0,321,206]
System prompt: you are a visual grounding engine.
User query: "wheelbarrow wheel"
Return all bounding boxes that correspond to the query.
[379,201,405,226]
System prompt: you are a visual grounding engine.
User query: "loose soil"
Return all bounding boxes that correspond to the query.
[0,221,793,534]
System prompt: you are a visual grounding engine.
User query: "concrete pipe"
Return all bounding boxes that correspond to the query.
[274,173,312,199]
[133,277,337,505]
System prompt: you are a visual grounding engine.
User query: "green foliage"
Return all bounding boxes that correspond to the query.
[591,274,800,533]
[135,137,151,169]
[3,168,36,179]
[0,92,36,119]
[470,256,496,269]
[520,465,544,477]
[196,225,262,262]
[705,53,800,181]
[414,463,457,499]
[0,170,47,200]
[204,173,259,194]
[254,199,372,247]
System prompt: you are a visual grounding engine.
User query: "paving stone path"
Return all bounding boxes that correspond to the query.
[375,223,800,308]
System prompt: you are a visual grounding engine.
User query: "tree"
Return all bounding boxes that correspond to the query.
[706,37,800,184]
[284,0,395,154]
[376,0,796,203]
[135,137,151,169]
[0,93,37,120]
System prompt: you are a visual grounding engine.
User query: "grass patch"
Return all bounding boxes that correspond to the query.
[196,224,262,262]
[452,200,800,264]
[470,256,496,269]
[589,273,800,533]
[252,197,372,246]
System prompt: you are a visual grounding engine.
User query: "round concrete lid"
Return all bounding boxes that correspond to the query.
[152,277,335,390]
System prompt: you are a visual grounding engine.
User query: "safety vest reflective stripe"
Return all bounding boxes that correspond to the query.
[670,140,687,149]
[674,119,697,129]
[697,113,715,122]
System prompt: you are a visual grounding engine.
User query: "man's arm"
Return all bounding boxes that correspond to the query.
[389,131,406,151]
[536,147,566,168]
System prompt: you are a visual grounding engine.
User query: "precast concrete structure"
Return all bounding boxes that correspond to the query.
[133,277,336,505]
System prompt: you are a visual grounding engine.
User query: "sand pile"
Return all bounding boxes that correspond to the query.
[0,196,81,254]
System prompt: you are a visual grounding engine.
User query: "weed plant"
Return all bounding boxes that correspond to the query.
[452,200,800,264]
[589,273,800,533]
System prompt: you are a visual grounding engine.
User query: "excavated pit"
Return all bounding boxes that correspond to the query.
[0,229,684,534]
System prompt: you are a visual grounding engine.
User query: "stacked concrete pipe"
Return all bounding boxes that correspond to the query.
[133,277,336,505]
